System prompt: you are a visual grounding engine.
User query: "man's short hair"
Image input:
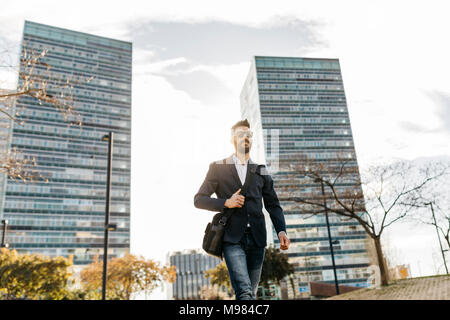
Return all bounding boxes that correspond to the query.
[231,119,250,131]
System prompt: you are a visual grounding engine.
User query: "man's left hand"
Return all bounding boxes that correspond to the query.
[278,232,290,251]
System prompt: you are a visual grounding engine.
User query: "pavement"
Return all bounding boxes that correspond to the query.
[327,275,450,300]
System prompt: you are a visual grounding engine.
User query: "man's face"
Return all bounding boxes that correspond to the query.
[233,126,253,154]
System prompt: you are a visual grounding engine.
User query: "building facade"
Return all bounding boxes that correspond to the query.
[168,249,224,300]
[1,21,132,265]
[240,56,375,299]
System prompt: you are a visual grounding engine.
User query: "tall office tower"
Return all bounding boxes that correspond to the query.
[240,56,375,299]
[167,249,224,300]
[1,21,132,265]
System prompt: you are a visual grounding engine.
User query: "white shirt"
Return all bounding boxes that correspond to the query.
[232,153,248,185]
[232,154,250,227]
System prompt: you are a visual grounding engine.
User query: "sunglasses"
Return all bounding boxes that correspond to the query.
[234,131,253,138]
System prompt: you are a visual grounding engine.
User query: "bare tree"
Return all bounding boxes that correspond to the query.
[427,202,450,256]
[276,153,449,286]
[408,169,450,273]
[0,41,93,182]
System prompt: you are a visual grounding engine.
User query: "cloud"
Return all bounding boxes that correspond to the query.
[398,121,440,134]
[133,55,188,76]
[164,69,234,106]
[426,90,450,134]
[127,18,325,108]
[126,18,325,65]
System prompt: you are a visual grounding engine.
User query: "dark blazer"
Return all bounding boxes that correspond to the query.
[194,154,286,248]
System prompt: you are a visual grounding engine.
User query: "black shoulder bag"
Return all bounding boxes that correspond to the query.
[202,161,264,259]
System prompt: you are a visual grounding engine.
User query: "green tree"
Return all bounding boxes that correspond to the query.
[61,287,97,300]
[260,246,295,298]
[0,248,73,300]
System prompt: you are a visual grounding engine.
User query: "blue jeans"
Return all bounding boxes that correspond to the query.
[222,229,265,300]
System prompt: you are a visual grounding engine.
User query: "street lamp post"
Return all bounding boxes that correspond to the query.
[1,220,9,248]
[426,202,449,275]
[101,131,117,300]
[316,178,340,295]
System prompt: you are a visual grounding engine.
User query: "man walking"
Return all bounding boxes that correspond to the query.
[194,119,290,300]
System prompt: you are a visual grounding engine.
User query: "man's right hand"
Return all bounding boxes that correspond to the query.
[224,188,245,208]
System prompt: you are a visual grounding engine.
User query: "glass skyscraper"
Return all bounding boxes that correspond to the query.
[0,21,132,265]
[240,56,375,299]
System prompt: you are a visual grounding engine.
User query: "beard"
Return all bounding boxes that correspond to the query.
[237,141,251,154]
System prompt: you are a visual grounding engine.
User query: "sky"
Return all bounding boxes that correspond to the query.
[1,0,449,299]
